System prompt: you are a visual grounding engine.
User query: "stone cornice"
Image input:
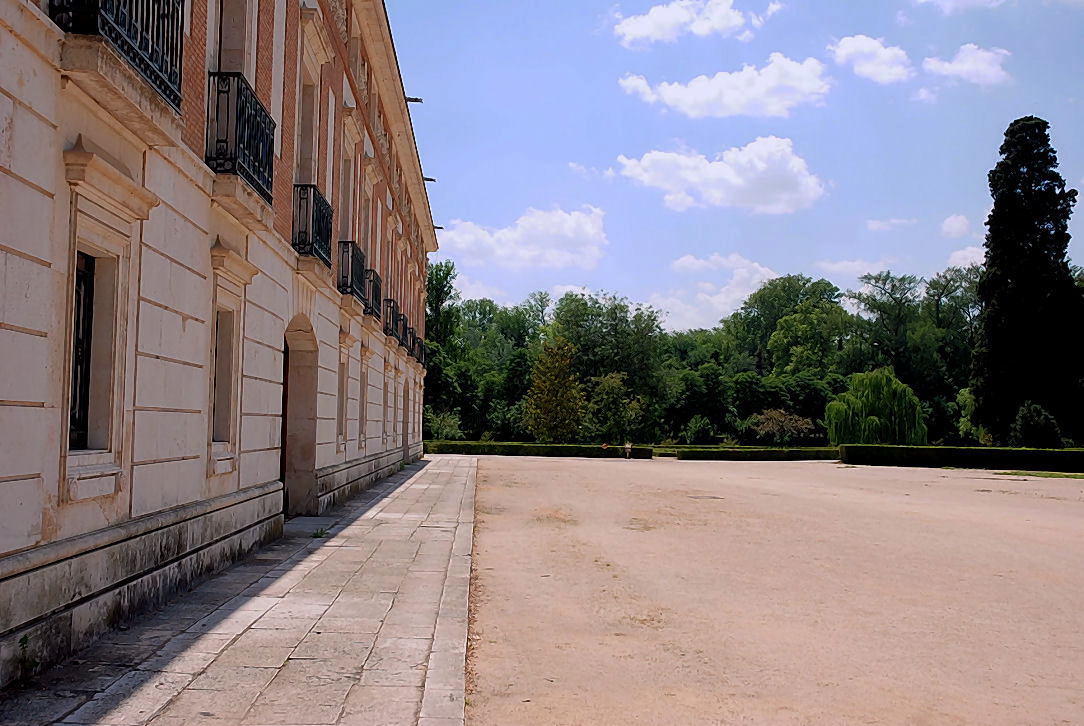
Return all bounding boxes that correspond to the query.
[64,137,160,222]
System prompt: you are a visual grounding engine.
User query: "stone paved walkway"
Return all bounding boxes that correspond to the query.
[0,455,476,726]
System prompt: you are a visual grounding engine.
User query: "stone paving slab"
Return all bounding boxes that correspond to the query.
[0,456,476,726]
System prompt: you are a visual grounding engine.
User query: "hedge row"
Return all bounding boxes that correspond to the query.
[673,447,839,461]
[424,441,654,459]
[839,445,1084,472]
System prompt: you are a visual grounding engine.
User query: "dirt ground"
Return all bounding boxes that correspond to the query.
[465,457,1084,726]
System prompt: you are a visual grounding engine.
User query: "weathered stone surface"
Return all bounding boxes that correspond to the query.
[0,457,474,726]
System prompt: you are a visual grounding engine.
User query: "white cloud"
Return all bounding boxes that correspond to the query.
[568,162,615,180]
[551,284,594,299]
[613,0,745,47]
[941,214,971,238]
[749,1,784,28]
[829,35,914,84]
[619,53,829,118]
[650,254,778,329]
[923,44,1012,86]
[454,274,507,302]
[439,206,609,270]
[915,0,1006,14]
[912,87,938,103]
[896,10,912,24]
[815,258,892,277]
[866,217,917,231]
[618,136,825,214]
[948,245,984,267]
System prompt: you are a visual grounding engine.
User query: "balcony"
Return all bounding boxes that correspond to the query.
[364,269,382,318]
[337,241,365,301]
[396,313,409,348]
[50,0,183,110]
[292,184,332,268]
[383,298,399,338]
[207,72,275,204]
[405,326,416,353]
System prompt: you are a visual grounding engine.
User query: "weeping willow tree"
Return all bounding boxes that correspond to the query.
[826,368,928,445]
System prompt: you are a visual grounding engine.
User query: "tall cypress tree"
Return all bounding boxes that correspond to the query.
[971,117,1083,444]
[524,336,585,444]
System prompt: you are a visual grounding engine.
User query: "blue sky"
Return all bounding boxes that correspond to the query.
[388,0,1084,329]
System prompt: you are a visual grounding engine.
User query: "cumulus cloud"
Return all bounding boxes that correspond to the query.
[941,214,971,238]
[749,1,784,28]
[650,253,778,329]
[617,136,825,214]
[829,35,914,84]
[568,162,615,180]
[619,53,829,118]
[915,0,1006,14]
[454,274,507,302]
[438,206,609,270]
[912,87,938,103]
[948,245,984,267]
[866,218,918,232]
[923,44,1012,85]
[815,258,893,277]
[613,0,745,47]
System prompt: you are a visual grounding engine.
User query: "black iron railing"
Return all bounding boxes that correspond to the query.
[405,326,415,353]
[49,0,184,109]
[292,184,332,268]
[365,269,381,318]
[397,313,409,347]
[418,341,428,368]
[206,72,275,203]
[383,298,399,337]
[337,241,365,301]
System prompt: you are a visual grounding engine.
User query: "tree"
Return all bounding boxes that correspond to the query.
[586,372,641,444]
[826,368,928,445]
[682,415,715,445]
[523,336,585,443]
[748,409,815,446]
[1009,402,1064,449]
[971,116,1084,443]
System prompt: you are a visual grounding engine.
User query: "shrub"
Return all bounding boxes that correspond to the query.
[826,368,927,445]
[838,444,1084,472]
[424,441,653,459]
[424,406,464,441]
[1009,402,1064,449]
[748,409,815,446]
[673,447,838,461]
[682,415,715,445]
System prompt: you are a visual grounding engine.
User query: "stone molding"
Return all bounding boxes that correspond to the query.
[64,138,160,222]
[211,175,275,233]
[210,239,259,286]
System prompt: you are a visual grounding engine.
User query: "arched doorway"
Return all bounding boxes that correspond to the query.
[279,315,319,516]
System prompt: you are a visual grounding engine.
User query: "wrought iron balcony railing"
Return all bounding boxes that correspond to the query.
[396,313,409,347]
[337,241,365,301]
[405,326,416,353]
[49,0,184,109]
[292,184,332,268]
[206,72,275,203]
[418,341,428,368]
[383,299,400,338]
[364,269,381,318]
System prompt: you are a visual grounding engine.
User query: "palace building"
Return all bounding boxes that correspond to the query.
[0,0,433,684]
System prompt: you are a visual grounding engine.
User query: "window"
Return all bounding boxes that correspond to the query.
[69,250,118,451]
[214,0,257,79]
[337,353,348,443]
[296,76,318,184]
[357,354,368,452]
[211,308,236,443]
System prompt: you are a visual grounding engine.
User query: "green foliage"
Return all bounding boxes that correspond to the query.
[424,440,653,458]
[586,372,641,444]
[1009,402,1064,449]
[674,447,838,461]
[839,444,1084,473]
[955,388,989,445]
[424,405,465,441]
[681,415,715,445]
[748,409,815,446]
[826,368,928,445]
[524,336,585,443]
[972,116,1084,444]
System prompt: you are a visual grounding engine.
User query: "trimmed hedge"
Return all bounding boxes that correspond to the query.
[424,441,654,459]
[673,447,839,461]
[839,445,1084,473]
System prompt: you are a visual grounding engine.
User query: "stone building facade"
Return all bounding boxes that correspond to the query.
[0,0,434,685]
